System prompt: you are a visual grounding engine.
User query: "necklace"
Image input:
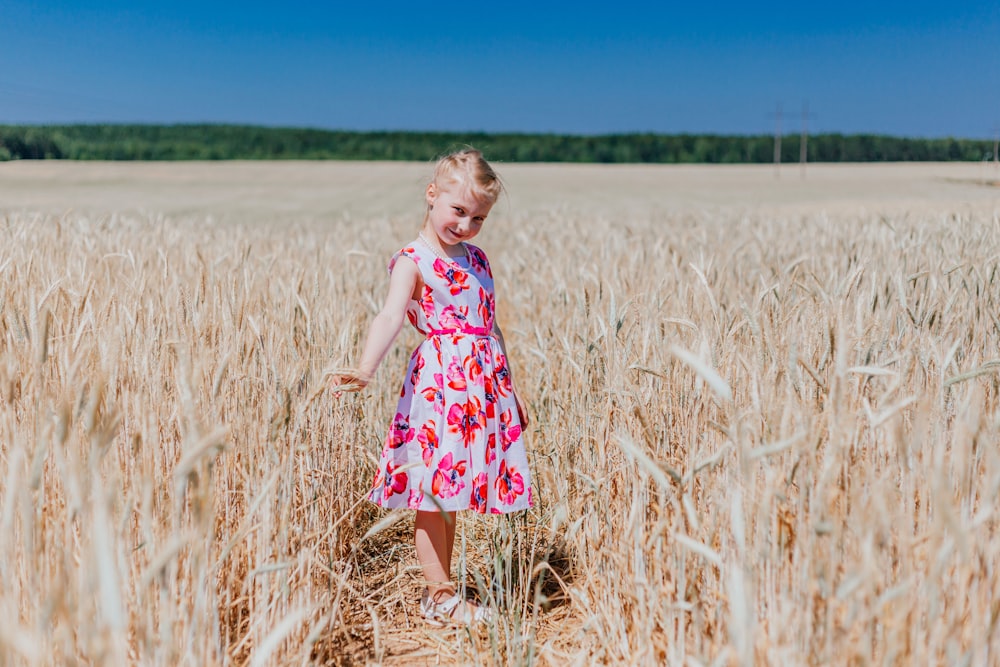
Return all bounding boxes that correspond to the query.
[418,232,468,264]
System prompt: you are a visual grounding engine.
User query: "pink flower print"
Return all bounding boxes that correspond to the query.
[420,285,435,321]
[431,453,467,499]
[485,432,496,465]
[432,336,443,366]
[483,377,497,419]
[433,258,470,296]
[499,408,522,451]
[438,304,469,330]
[446,358,466,391]
[370,467,385,493]
[495,353,513,396]
[417,419,439,465]
[471,472,489,513]
[387,413,416,449]
[382,461,409,501]
[496,460,525,505]
[408,486,424,509]
[410,355,425,386]
[463,352,484,387]
[421,373,445,414]
[477,287,493,325]
[447,396,486,448]
[468,246,490,275]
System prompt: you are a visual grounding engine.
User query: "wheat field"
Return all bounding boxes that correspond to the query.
[1,160,999,665]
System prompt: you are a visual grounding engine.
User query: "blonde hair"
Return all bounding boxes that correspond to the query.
[429,148,504,206]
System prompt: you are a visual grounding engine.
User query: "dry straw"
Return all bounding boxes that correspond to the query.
[0,194,998,665]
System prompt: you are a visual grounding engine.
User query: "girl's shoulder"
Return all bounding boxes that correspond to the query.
[387,244,428,275]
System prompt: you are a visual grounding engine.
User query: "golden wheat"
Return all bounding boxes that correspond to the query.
[1,163,998,665]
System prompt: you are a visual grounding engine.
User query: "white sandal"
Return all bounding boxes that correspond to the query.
[420,588,493,627]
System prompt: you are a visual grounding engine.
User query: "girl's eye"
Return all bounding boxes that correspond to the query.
[453,207,464,215]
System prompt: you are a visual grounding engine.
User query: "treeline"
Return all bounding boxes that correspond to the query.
[0,124,994,163]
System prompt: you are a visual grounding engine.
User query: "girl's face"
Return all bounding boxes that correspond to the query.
[423,182,493,248]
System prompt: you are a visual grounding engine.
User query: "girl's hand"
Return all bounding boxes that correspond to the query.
[329,371,370,398]
[515,392,529,429]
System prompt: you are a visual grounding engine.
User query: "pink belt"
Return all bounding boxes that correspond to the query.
[426,326,491,337]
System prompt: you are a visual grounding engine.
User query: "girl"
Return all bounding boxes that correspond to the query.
[332,149,533,626]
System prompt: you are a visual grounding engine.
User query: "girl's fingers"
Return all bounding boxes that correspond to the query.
[329,375,366,395]
[516,395,529,428]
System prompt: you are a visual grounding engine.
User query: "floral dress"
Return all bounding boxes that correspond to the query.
[368,242,533,514]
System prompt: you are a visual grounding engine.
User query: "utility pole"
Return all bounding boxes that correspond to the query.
[770,103,783,179]
[799,101,816,179]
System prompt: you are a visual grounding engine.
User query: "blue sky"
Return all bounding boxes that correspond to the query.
[1,1,997,137]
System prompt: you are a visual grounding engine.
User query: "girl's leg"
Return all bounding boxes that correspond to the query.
[415,510,453,595]
[415,510,490,623]
[444,511,457,573]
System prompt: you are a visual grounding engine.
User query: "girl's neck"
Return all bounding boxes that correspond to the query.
[418,230,467,260]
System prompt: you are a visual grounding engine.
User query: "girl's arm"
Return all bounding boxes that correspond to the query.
[492,322,529,428]
[331,257,420,392]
